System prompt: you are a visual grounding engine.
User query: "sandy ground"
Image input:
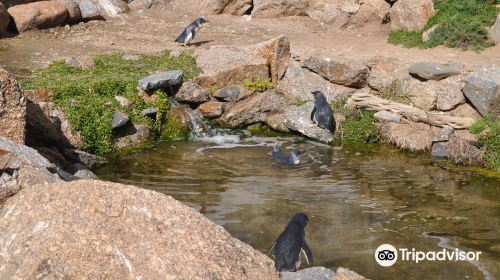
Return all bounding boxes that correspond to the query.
[0,5,499,77]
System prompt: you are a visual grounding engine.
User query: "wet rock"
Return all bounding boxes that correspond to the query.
[334,267,368,280]
[390,0,435,31]
[115,124,150,149]
[462,64,500,116]
[195,45,269,88]
[218,90,286,127]
[432,142,449,158]
[303,56,370,88]
[197,101,224,119]
[141,107,157,118]
[175,81,209,103]
[95,0,129,17]
[56,0,81,23]
[111,112,129,129]
[0,180,279,279]
[284,103,334,143]
[77,0,103,20]
[489,14,500,43]
[114,95,130,108]
[281,267,334,280]
[8,1,69,32]
[252,0,308,18]
[432,125,454,142]
[0,67,26,144]
[349,0,391,28]
[374,110,401,123]
[62,148,106,169]
[251,35,291,83]
[278,61,355,103]
[0,3,10,35]
[409,62,463,81]
[138,70,183,91]
[435,76,465,111]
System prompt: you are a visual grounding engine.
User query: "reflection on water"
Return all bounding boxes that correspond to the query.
[95,132,500,280]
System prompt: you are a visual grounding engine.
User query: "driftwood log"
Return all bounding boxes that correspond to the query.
[348,92,475,129]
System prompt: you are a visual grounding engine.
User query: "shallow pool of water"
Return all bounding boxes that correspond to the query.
[95,132,500,280]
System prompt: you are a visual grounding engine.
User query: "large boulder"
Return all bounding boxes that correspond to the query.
[0,3,10,35]
[95,0,129,17]
[307,0,358,29]
[0,68,26,144]
[303,56,370,88]
[349,0,390,28]
[0,180,279,279]
[366,56,408,91]
[251,35,291,83]
[77,0,103,20]
[166,0,251,15]
[55,0,81,22]
[138,70,183,91]
[435,76,465,111]
[284,103,334,143]
[218,90,287,127]
[405,76,464,111]
[252,0,308,18]
[390,0,435,31]
[7,1,69,32]
[409,62,463,81]
[462,64,500,116]
[282,267,334,280]
[278,61,355,103]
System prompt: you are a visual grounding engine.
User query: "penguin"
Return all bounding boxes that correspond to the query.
[268,213,313,272]
[175,17,209,47]
[310,91,336,133]
[271,143,302,165]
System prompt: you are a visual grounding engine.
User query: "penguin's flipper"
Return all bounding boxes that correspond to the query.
[301,241,313,265]
[267,240,276,256]
[310,107,317,123]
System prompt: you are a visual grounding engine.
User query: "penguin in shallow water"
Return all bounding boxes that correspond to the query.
[268,213,313,272]
[271,143,302,165]
[175,17,209,47]
[311,91,336,133]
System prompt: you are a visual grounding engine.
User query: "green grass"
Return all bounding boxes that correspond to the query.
[388,0,499,51]
[242,78,274,93]
[22,51,201,155]
[376,81,413,105]
[330,98,378,144]
[469,114,500,170]
[291,97,310,106]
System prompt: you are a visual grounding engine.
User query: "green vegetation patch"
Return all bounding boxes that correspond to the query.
[469,114,500,170]
[22,51,201,155]
[242,78,274,93]
[388,0,499,51]
[376,81,413,105]
[331,97,379,144]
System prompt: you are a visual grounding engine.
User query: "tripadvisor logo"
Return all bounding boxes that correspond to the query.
[375,244,482,267]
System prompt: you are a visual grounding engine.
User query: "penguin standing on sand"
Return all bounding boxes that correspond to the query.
[268,213,313,272]
[271,143,302,166]
[311,91,336,133]
[175,17,209,47]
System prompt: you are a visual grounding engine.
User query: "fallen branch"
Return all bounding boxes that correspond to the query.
[348,92,475,129]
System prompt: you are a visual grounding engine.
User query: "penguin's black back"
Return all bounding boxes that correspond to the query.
[312,91,336,133]
[273,214,307,272]
[175,24,196,43]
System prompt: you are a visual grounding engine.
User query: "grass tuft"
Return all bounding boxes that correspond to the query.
[469,114,500,170]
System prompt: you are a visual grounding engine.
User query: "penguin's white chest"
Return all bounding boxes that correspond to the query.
[185,31,193,44]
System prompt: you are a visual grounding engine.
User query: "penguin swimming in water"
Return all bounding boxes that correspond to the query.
[175,17,209,47]
[310,91,336,133]
[268,213,313,272]
[271,143,302,165]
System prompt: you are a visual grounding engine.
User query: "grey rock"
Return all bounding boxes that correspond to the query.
[213,86,250,102]
[462,64,500,116]
[303,56,370,88]
[0,136,55,170]
[409,62,463,80]
[278,61,355,103]
[435,75,465,111]
[115,124,151,149]
[432,142,449,158]
[55,168,79,181]
[74,169,97,179]
[374,110,401,123]
[111,112,129,129]
[284,103,334,143]
[432,125,454,142]
[281,267,335,280]
[175,82,210,103]
[77,0,104,20]
[56,0,82,23]
[63,149,106,169]
[95,0,130,17]
[138,70,183,91]
[142,107,157,118]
